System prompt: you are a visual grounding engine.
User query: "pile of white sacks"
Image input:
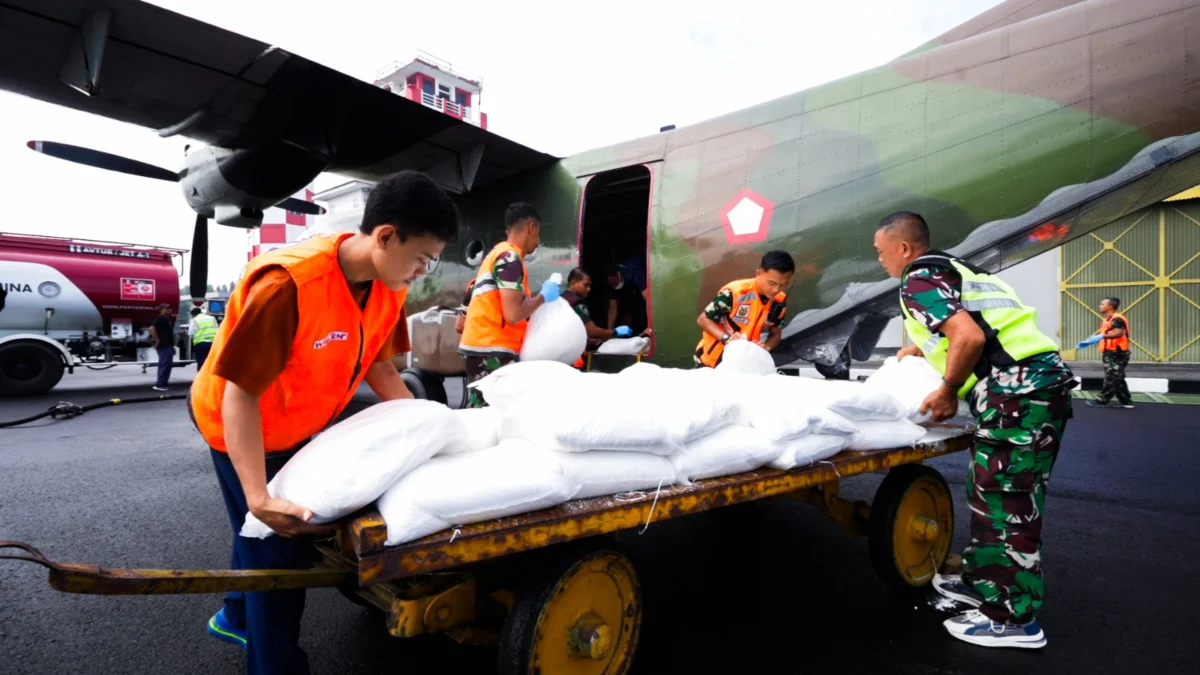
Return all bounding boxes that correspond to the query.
[241,343,964,547]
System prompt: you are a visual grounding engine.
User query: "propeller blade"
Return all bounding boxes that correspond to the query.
[190,214,208,306]
[278,197,326,216]
[26,140,180,182]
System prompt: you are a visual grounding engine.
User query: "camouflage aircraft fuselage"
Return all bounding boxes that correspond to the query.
[413,0,1200,369]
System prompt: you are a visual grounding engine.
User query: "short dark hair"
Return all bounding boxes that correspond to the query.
[190,307,201,317]
[505,202,541,230]
[567,268,589,285]
[605,264,623,279]
[359,170,461,243]
[878,211,930,248]
[760,250,795,274]
[1105,296,1121,310]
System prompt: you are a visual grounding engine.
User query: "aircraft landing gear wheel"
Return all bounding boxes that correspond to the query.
[869,464,954,591]
[0,341,65,396]
[498,543,642,675]
[400,367,447,405]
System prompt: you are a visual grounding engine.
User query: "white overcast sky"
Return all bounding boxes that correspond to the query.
[0,0,1002,286]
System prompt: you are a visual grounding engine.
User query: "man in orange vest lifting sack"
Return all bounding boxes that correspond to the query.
[189,171,460,675]
[694,250,795,368]
[1079,296,1134,408]
[458,202,560,407]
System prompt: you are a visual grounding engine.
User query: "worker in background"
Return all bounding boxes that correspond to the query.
[694,250,794,368]
[149,303,175,391]
[1078,296,1134,408]
[874,210,1075,649]
[189,171,460,675]
[563,268,648,346]
[458,202,560,407]
[454,278,476,335]
[189,306,219,370]
[604,263,648,336]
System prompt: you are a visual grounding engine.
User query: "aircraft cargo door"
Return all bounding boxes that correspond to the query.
[578,165,652,340]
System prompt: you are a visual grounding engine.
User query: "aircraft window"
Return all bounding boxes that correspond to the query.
[465,238,485,267]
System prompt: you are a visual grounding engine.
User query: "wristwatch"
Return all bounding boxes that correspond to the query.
[720,333,731,344]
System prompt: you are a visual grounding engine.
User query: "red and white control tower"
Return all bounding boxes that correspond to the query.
[373,51,486,129]
[246,184,318,262]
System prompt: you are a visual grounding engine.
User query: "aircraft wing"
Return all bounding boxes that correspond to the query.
[0,0,557,190]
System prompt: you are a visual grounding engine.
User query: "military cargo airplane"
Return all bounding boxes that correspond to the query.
[3,0,1200,379]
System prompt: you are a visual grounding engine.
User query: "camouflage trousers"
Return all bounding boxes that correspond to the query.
[461,353,517,408]
[964,386,1073,624]
[1096,350,1132,405]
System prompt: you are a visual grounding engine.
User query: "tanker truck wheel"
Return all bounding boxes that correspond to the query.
[0,341,65,396]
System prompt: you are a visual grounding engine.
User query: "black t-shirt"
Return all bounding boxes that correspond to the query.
[1110,317,1126,331]
[152,314,174,349]
[606,283,647,333]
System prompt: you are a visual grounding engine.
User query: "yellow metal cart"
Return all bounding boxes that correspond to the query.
[3,426,972,674]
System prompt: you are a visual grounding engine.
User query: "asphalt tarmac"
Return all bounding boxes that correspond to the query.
[1,368,1197,674]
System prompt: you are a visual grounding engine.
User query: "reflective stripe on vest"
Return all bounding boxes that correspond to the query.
[192,314,218,344]
[695,278,786,368]
[190,232,406,453]
[900,251,1059,400]
[458,242,530,356]
[1099,313,1131,352]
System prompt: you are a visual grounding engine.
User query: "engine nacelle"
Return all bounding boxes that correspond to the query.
[180,143,326,228]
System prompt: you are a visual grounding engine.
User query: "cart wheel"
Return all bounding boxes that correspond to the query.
[400,367,448,405]
[498,543,642,675]
[868,464,954,591]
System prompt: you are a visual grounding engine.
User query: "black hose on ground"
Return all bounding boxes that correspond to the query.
[0,393,188,428]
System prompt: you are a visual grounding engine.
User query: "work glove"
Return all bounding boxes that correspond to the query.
[538,280,561,304]
[1076,334,1103,349]
[615,326,633,338]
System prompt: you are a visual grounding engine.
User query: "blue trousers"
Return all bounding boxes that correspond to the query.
[210,449,315,675]
[155,347,174,387]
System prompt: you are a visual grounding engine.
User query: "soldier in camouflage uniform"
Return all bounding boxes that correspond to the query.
[458,203,559,408]
[875,211,1075,649]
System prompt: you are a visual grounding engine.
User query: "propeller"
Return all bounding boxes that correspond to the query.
[26,139,327,306]
[27,140,180,182]
[190,213,209,307]
[25,140,326,214]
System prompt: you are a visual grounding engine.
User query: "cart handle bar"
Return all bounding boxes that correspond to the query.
[0,540,357,596]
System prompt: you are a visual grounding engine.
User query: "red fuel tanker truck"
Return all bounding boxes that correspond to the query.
[0,232,190,395]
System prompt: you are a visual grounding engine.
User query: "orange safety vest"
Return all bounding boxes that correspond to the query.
[458,241,529,357]
[1099,312,1131,352]
[190,232,406,453]
[695,278,787,368]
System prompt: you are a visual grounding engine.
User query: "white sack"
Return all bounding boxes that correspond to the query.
[595,336,650,355]
[669,425,779,485]
[809,408,858,435]
[745,408,820,443]
[844,419,927,452]
[501,371,736,453]
[863,356,971,423]
[769,434,848,470]
[519,297,588,365]
[377,441,578,546]
[469,360,581,412]
[440,407,501,455]
[555,449,676,500]
[714,339,777,376]
[241,400,462,539]
[746,374,907,422]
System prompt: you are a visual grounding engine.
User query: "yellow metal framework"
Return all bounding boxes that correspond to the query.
[1060,205,1200,362]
